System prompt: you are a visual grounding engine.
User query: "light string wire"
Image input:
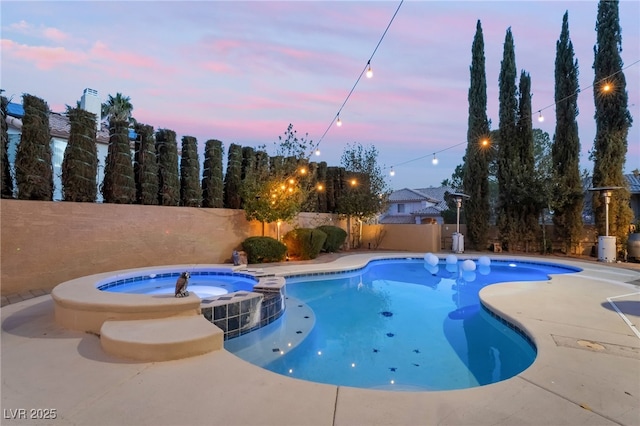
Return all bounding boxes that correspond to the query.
[387,58,640,175]
[313,0,404,154]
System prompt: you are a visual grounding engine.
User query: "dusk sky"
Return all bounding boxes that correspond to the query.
[2,1,639,191]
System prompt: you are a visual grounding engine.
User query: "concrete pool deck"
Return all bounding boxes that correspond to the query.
[2,253,639,425]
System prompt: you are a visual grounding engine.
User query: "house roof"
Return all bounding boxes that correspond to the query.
[389,185,454,210]
[583,174,640,194]
[378,215,416,224]
[411,206,443,217]
[388,188,433,202]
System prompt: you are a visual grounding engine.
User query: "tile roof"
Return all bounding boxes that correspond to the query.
[388,188,432,202]
[378,215,416,224]
[49,112,110,144]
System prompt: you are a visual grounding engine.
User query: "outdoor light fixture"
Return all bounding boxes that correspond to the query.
[315,148,321,156]
[336,115,342,127]
[389,167,395,177]
[588,186,623,262]
[602,83,612,92]
[538,111,544,122]
[432,154,438,165]
[366,61,373,78]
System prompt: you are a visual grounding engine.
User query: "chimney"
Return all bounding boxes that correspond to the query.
[80,88,101,132]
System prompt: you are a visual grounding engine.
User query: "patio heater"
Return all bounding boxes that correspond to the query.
[450,192,470,253]
[588,186,623,262]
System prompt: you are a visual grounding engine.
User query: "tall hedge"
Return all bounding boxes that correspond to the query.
[15,94,54,200]
[202,139,224,208]
[156,128,180,206]
[180,135,201,207]
[62,107,98,202]
[102,118,135,204]
[133,123,158,205]
[223,143,242,209]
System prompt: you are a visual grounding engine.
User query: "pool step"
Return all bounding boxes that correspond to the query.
[100,315,223,362]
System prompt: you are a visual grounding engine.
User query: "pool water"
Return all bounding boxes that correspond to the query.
[225,258,580,391]
[100,272,257,299]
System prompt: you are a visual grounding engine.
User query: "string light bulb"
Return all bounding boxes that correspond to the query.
[314,148,321,156]
[336,115,342,127]
[432,154,438,165]
[537,111,544,122]
[366,61,373,79]
[389,167,395,177]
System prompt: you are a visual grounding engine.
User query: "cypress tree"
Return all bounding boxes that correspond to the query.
[223,143,242,209]
[496,28,520,250]
[62,107,98,202]
[592,0,633,245]
[201,139,224,208]
[240,146,256,208]
[463,20,491,250]
[1,93,14,198]
[552,11,583,253]
[15,94,53,200]
[133,122,158,205]
[316,161,328,213]
[515,71,541,250]
[179,135,201,207]
[156,128,180,206]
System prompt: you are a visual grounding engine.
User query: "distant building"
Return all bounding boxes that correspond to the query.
[583,174,640,225]
[380,186,454,224]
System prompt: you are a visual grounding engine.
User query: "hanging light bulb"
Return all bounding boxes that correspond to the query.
[537,111,544,122]
[389,167,395,177]
[432,154,438,165]
[315,148,321,156]
[336,115,342,127]
[366,61,373,79]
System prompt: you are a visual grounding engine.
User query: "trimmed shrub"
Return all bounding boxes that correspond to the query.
[316,225,347,252]
[283,228,327,260]
[242,236,287,264]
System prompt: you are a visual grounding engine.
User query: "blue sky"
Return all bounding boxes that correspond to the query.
[2,1,639,190]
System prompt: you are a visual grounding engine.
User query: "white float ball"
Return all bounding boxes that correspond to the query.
[424,253,439,266]
[478,256,491,267]
[461,259,476,271]
[446,254,458,264]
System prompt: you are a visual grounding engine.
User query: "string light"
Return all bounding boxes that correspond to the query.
[312,0,404,155]
[314,148,321,156]
[385,59,639,178]
[389,166,395,177]
[336,115,342,127]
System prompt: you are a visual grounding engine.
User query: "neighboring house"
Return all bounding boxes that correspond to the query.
[5,89,136,201]
[380,186,454,224]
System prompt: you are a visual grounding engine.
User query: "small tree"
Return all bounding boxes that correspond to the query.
[201,139,224,208]
[15,94,53,200]
[180,136,201,207]
[62,107,98,202]
[156,128,180,206]
[133,122,158,205]
[338,142,390,248]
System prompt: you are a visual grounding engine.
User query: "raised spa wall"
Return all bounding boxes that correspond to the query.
[200,275,286,339]
[96,270,287,340]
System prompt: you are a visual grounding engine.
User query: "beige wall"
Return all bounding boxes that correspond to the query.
[0,200,262,295]
[361,224,441,253]
[0,200,350,296]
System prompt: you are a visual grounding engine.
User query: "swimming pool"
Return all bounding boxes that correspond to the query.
[98,270,258,299]
[225,256,581,391]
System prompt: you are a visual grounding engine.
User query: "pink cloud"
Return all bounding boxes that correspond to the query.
[1,39,84,70]
[43,27,69,43]
[89,41,161,69]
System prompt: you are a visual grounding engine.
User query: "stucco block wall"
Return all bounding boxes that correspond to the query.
[0,200,264,296]
[361,224,441,252]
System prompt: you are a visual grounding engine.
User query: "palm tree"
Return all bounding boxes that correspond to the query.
[101,93,133,124]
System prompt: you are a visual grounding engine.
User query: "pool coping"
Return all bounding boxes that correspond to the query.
[3,252,640,425]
